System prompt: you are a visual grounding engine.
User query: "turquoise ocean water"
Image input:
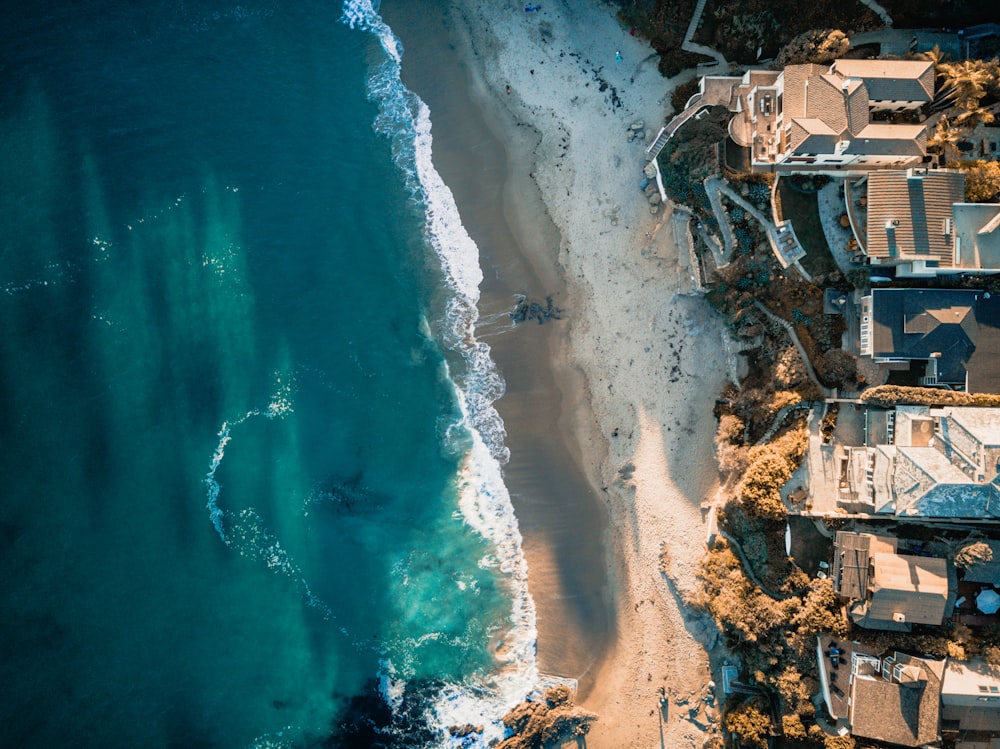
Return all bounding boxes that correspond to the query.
[0,1,536,746]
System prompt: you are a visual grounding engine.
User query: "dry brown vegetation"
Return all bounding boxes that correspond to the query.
[861,384,1000,408]
[697,541,847,741]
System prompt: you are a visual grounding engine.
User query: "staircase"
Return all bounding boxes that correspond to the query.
[683,0,710,45]
[645,126,670,162]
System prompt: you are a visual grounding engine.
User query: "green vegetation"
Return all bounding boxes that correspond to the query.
[656,105,730,217]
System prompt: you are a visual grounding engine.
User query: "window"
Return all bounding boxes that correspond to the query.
[980,686,990,692]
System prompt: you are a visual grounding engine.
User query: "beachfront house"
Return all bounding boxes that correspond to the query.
[941,658,1000,735]
[847,167,1000,277]
[704,59,934,173]
[859,288,1000,393]
[841,406,1000,520]
[830,531,953,631]
[816,634,944,747]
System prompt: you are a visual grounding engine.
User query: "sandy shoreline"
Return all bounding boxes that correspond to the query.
[387,0,732,746]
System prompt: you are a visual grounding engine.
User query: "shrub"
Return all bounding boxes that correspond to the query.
[774,346,808,389]
[861,385,1000,408]
[717,413,746,444]
[824,736,856,749]
[816,348,858,388]
[781,713,807,740]
[740,447,791,520]
[725,699,771,748]
[791,578,847,638]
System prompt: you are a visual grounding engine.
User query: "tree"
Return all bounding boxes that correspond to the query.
[740,447,791,520]
[725,699,771,748]
[954,104,996,127]
[960,160,1000,203]
[955,541,994,570]
[938,59,1000,112]
[815,348,858,388]
[916,44,948,68]
[781,713,806,740]
[926,116,964,163]
[777,29,849,66]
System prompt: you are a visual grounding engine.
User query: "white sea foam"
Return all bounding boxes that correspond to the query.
[342,0,540,743]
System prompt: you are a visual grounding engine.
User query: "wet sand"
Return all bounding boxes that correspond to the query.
[382,0,614,685]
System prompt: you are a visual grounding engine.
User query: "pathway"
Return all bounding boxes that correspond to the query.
[857,0,892,27]
[752,299,834,398]
[681,0,728,67]
[716,526,793,601]
[702,177,808,272]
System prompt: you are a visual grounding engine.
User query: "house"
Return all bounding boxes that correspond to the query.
[842,406,1000,519]
[859,288,1000,392]
[831,531,953,630]
[941,659,1000,733]
[816,634,944,747]
[704,58,934,173]
[851,167,1000,277]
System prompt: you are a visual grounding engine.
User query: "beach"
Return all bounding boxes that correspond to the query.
[385,0,733,746]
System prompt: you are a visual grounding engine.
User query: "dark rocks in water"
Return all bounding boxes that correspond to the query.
[510,295,563,325]
[322,678,441,749]
[448,724,484,738]
[495,686,598,749]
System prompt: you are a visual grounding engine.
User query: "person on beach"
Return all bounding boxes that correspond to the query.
[615,50,622,62]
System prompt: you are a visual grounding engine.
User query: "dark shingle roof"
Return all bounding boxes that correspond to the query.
[870,288,1000,392]
[832,59,935,103]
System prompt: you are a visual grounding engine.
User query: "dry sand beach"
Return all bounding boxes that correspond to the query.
[385,1,734,746]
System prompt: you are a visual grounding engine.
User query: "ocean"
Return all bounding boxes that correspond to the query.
[0,1,537,746]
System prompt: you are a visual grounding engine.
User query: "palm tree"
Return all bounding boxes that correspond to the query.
[927,116,964,163]
[938,59,994,112]
[916,44,948,68]
[954,105,996,127]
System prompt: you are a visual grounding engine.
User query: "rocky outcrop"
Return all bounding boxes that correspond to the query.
[495,686,598,749]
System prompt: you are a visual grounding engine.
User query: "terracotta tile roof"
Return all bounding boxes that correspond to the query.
[782,64,829,122]
[806,74,849,132]
[866,169,965,259]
